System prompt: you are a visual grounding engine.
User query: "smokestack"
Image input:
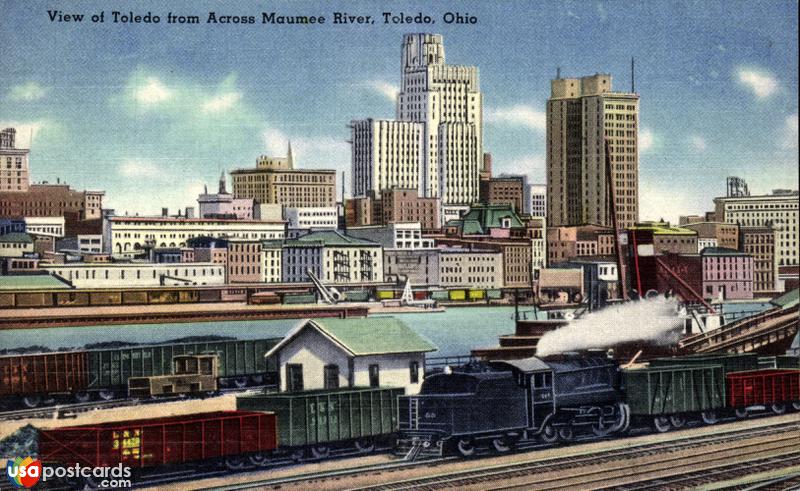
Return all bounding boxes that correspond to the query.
[161,207,168,217]
[631,57,635,93]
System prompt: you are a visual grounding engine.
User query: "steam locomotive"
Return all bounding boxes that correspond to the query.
[397,353,800,456]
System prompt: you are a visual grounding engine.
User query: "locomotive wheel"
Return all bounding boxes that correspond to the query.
[355,439,375,453]
[22,396,41,408]
[558,427,574,442]
[793,401,800,411]
[491,437,513,453]
[771,403,787,415]
[234,377,249,389]
[669,415,686,429]
[74,391,91,403]
[248,453,271,467]
[653,416,672,433]
[225,456,245,470]
[701,410,719,425]
[311,446,331,459]
[456,438,476,457]
[735,408,748,419]
[98,390,115,401]
[540,424,559,444]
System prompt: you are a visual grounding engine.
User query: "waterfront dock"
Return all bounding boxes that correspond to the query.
[0,302,368,329]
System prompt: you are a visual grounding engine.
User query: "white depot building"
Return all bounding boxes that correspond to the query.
[104,216,285,257]
[43,262,225,288]
[351,33,482,207]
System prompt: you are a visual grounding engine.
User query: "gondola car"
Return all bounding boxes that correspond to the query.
[0,338,281,408]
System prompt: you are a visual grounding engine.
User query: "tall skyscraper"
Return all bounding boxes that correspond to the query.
[0,128,30,192]
[546,74,639,229]
[351,33,482,206]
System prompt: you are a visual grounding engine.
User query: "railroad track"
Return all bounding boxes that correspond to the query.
[344,420,800,491]
[0,386,272,422]
[158,418,797,491]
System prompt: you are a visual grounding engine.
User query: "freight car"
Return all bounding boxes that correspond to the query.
[36,387,400,485]
[0,338,281,408]
[39,411,278,484]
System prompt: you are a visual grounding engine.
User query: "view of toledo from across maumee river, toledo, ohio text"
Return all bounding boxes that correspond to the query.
[0,1,798,490]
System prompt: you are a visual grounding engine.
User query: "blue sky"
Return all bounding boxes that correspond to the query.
[1,0,797,221]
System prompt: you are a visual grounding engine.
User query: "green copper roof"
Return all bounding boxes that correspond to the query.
[0,232,33,244]
[450,204,524,235]
[0,275,71,290]
[267,317,437,357]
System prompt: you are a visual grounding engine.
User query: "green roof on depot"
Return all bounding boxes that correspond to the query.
[0,275,71,290]
[284,230,378,247]
[0,232,33,244]
[267,317,437,357]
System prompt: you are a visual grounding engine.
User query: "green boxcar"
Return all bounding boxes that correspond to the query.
[430,290,449,301]
[623,365,725,415]
[759,355,800,369]
[344,290,371,302]
[236,387,403,447]
[86,339,280,390]
[486,289,503,300]
[649,353,760,375]
[282,293,317,304]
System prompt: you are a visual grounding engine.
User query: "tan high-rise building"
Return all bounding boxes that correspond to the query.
[546,74,639,229]
[231,143,337,208]
[0,128,30,192]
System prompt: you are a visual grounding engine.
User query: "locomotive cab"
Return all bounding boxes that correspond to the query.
[128,354,219,398]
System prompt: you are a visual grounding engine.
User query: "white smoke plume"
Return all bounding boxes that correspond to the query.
[535,296,684,357]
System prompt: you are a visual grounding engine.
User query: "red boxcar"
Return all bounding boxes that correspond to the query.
[39,411,278,469]
[0,351,88,396]
[726,369,800,408]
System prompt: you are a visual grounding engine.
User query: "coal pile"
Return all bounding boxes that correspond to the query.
[0,425,38,458]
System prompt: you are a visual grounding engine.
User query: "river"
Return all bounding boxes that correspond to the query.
[0,301,778,358]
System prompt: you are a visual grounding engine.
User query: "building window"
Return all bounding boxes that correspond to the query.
[409,361,419,384]
[368,364,380,388]
[286,364,303,392]
[324,365,339,389]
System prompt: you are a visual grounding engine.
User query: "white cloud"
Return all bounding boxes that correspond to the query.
[736,67,779,99]
[132,77,172,104]
[118,159,163,179]
[486,105,546,132]
[262,128,290,156]
[689,135,708,152]
[639,127,656,153]
[364,80,399,101]
[8,82,48,101]
[781,113,798,150]
[638,180,702,224]
[0,121,47,146]
[201,92,242,113]
[596,1,608,21]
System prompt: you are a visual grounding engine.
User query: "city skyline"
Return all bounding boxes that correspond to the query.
[1,0,798,221]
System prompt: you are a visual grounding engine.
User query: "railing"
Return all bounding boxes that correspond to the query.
[424,355,479,374]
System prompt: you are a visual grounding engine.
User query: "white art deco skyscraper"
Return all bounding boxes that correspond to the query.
[351,34,482,207]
